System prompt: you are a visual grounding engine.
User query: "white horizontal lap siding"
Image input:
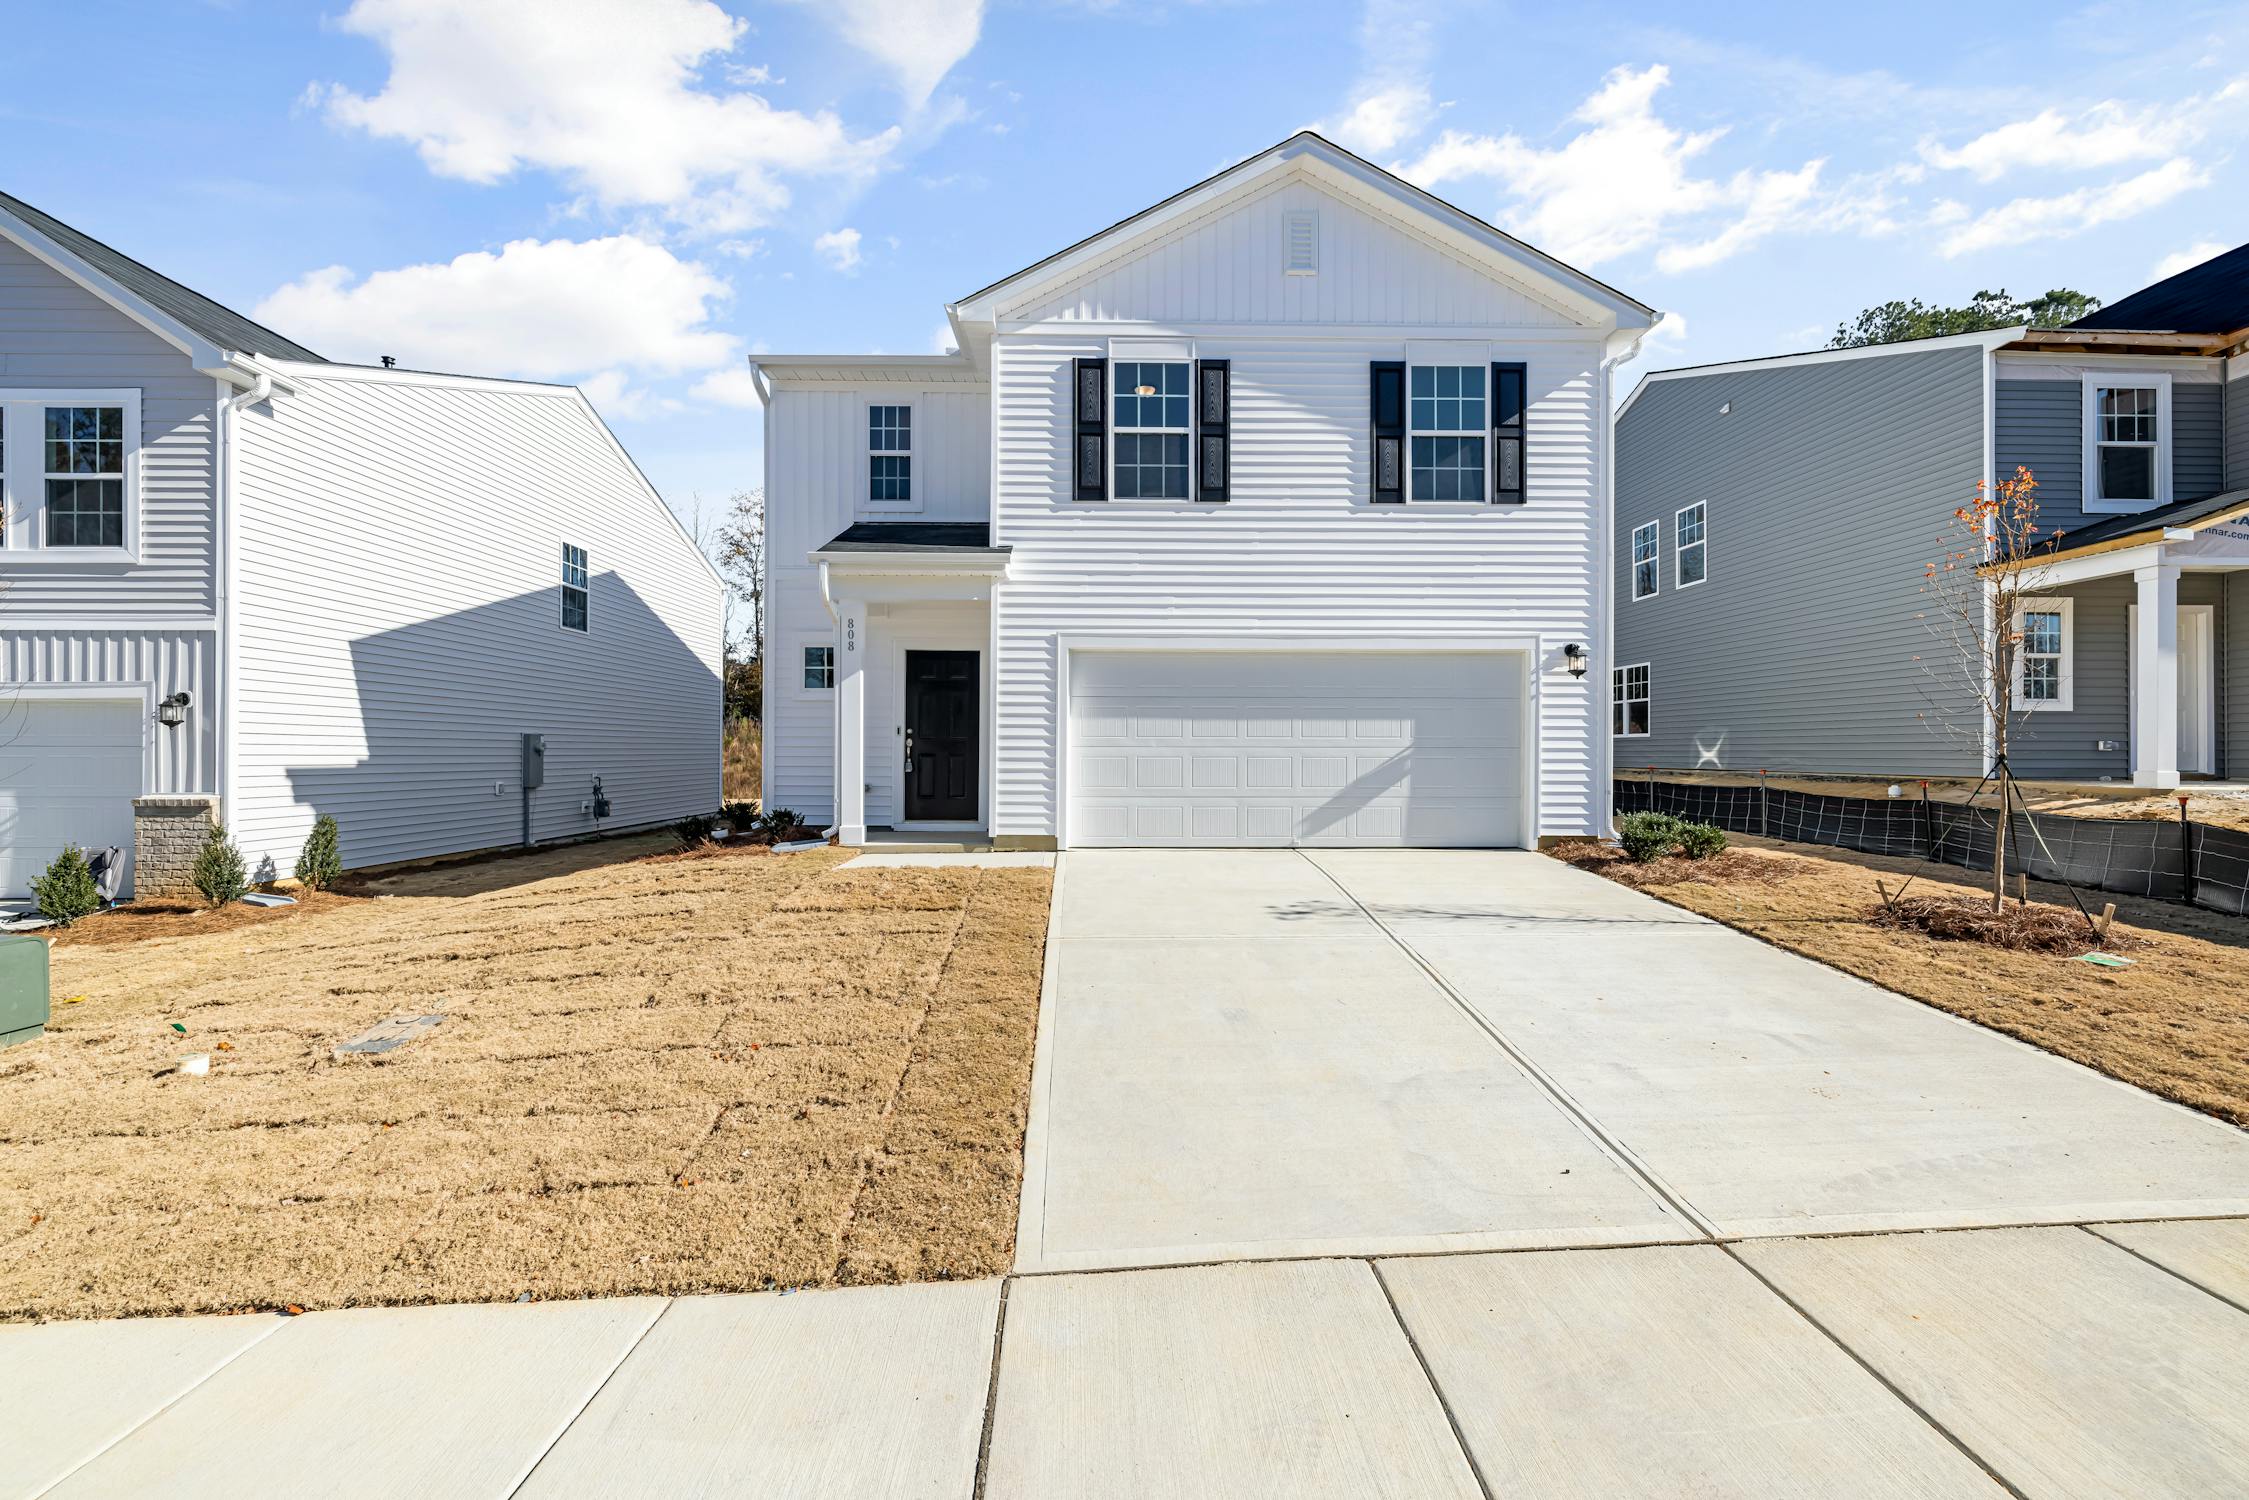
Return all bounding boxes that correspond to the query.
[230,373,722,878]
[0,628,213,793]
[991,333,1605,841]
[766,565,836,825]
[0,237,216,618]
[762,382,990,536]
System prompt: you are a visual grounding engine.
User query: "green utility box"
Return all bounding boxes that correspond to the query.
[0,934,50,1047]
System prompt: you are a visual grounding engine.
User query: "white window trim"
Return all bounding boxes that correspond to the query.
[1630,520,1660,601]
[2080,371,2171,515]
[0,388,143,564]
[1405,359,1491,505]
[560,541,589,629]
[867,399,920,512]
[1107,348,1194,504]
[2011,594,2073,713]
[791,638,837,699]
[1674,501,1708,590]
[1612,662,1651,738]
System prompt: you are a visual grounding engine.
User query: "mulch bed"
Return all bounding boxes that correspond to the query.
[1871,894,2140,955]
[1556,842,1802,891]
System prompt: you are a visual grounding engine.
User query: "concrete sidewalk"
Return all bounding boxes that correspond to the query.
[11,1222,2249,1498]
[15,847,2249,1497]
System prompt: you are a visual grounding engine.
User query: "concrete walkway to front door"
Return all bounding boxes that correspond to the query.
[1016,849,2249,1273]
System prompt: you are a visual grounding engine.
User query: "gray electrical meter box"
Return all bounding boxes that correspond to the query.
[521,733,547,789]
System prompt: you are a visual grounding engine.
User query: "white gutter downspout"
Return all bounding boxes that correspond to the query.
[817,558,839,839]
[1599,318,1657,838]
[213,362,274,833]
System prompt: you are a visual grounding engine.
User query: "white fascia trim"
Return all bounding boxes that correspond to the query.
[997,320,1607,344]
[807,550,1009,576]
[256,358,575,398]
[0,616,219,631]
[1616,326,2025,423]
[2031,541,2168,587]
[0,208,231,370]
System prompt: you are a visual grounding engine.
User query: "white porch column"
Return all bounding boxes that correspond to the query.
[2131,562,2180,789]
[834,598,868,843]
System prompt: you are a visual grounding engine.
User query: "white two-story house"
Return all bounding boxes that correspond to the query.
[0,192,724,899]
[752,134,1656,849]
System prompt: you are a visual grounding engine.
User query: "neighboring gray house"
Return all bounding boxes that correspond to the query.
[0,193,724,898]
[1613,246,2249,790]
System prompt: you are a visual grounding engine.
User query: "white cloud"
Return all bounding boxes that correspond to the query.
[691,366,765,409]
[1319,82,1435,155]
[2153,239,2228,280]
[1920,82,2244,181]
[814,227,864,273]
[254,235,740,380]
[813,0,986,110]
[316,0,897,231]
[1938,158,2211,259]
[1403,65,1834,272]
[1312,0,1437,155]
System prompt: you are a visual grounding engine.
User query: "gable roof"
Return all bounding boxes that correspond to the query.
[2071,241,2249,336]
[1614,325,2021,423]
[946,131,1655,332]
[0,189,325,363]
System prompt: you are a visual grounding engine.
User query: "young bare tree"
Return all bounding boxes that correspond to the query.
[714,487,765,664]
[1915,465,2058,910]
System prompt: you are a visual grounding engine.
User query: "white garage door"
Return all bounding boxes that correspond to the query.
[1067,651,1524,848]
[0,698,141,897]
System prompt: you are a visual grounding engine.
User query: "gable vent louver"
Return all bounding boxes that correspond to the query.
[1284,210,1318,275]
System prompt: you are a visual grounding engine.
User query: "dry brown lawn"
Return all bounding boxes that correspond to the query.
[724,718,761,806]
[0,837,1051,1322]
[1554,837,2249,1128]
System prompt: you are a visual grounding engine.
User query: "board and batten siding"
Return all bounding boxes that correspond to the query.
[2007,575,2227,781]
[228,368,722,878]
[2227,573,2247,779]
[988,330,1609,841]
[760,378,992,825]
[0,628,213,795]
[1002,176,1581,330]
[0,233,218,620]
[1993,364,2225,533]
[1614,346,1988,777]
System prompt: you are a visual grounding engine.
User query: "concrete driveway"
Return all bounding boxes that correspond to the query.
[1016,849,2249,1272]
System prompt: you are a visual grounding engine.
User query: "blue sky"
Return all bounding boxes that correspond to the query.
[6,0,2244,528]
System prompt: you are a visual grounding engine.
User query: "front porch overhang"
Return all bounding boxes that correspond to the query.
[1987,489,2249,586]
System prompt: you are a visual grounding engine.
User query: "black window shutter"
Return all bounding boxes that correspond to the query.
[1371,360,1405,504]
[1073,357,1107,501]
[1195,359,1230,502]
[1491,361,1526,504]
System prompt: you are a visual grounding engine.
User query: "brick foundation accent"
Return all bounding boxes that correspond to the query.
[132,796,220,900]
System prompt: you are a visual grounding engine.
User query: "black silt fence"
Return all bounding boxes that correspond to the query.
[1614,778,2249,919]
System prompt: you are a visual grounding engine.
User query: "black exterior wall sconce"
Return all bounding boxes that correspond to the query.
[156,691,191,728]
[1563,643,1589,678]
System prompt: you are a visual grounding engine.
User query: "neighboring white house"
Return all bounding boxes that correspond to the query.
[0,191,724,898]
[752,133,1657,849]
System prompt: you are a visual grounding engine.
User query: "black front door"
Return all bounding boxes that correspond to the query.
[905,651,979,821]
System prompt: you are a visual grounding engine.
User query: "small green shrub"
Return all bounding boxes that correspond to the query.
[31,844,103,926]
[674,813,719,848]
[758,807,813,842]
[720,800,760,830]
[294,814,343,891]
[1676,821,1728,860]
[191,824,250,907]
[1617,811,1684,862]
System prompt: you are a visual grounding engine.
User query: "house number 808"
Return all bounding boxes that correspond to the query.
[845,618,857,653]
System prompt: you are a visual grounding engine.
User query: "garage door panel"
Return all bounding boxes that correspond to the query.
[1068,652,1524,849]
[0,699,142,896]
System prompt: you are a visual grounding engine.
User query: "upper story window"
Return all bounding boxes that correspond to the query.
[560,543,589,632]
[0,391,139,559]
[1630,520,1659,600]
[1112,360,1189,499]
[1675,502,1707,588]
[1409,365,1485,501]
[869,404,911,504]
[2081,373,2169,513]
